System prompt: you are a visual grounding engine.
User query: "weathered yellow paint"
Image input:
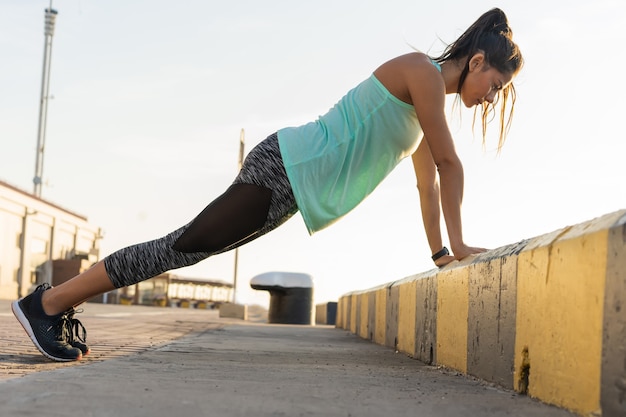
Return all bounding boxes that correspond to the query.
[341,296,350,330]
[358,293,369,339]
[515,229,607,415]
[436,267,469,373]
[336,297,344,328]
[374,288,387,345]
[397,281,417,356]
[349,294,358,334]
[335,297,343,329]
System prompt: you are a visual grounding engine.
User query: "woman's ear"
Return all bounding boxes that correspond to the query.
[468,52,486,72]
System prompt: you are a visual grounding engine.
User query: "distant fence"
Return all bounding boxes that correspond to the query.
[116,273,233,307]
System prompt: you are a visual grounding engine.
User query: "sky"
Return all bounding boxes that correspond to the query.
[1,0,625,308]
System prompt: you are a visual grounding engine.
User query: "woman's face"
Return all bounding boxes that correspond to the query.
[461,54,514,108]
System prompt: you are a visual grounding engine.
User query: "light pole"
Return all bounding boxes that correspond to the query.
[33,4,58,197]
[232,128,245,303]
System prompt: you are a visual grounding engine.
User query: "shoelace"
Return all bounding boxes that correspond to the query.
[35,282,53,292]
[32,283,87,345]
[62,308,88,345]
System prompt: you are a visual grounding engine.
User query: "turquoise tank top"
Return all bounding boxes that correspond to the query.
[278,71,431,234]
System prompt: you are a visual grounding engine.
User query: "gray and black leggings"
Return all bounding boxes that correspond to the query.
[103,133,299,288]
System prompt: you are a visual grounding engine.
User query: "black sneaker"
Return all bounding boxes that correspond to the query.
[64,307,91,356]
[11,283,83,362]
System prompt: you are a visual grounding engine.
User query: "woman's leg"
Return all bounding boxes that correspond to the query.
[41,261,114,316]
[40,183,274,315]
[14,133,296,361]
[41,133,296,315]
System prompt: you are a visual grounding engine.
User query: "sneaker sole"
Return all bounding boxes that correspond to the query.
[11,300,82,362]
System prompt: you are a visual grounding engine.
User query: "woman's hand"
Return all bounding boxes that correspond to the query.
[433,245,486,267]
[452,243,488,261]
[434,254,456,267]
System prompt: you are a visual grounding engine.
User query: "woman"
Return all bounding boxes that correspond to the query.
[13,8,523,361]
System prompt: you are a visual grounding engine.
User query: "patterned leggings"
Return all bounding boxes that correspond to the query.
[103,133,299,288]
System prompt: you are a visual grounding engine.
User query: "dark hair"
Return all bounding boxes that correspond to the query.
[433,8,524,151]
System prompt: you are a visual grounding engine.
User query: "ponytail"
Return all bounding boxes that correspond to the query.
[433,8,524,151]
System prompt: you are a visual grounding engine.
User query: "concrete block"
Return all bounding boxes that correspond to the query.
[349,294,358,334]
[219,303,248,320]
[336,296,346,329]
[367,291,376,341]
[414,274,437,365]
[514,211,624,415]
[397,279,417,357]
[385,284,400,350]
[315,302,337,325]
[467,242,524,390]
[437,265,469,373]
[373,288,387,345]
[601,213,626,415]
[339,294,353,330]
[357,293,369,339]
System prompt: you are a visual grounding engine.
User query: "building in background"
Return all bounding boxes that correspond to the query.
[0,180,102,299]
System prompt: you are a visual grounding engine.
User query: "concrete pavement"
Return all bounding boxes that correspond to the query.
[0,300,575,416]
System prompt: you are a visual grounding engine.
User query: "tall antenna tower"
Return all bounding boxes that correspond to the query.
[33,3,58,197]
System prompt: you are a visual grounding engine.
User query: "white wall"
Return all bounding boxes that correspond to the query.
[0,181,102,299]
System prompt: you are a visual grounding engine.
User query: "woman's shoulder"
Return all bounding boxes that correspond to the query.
[374,52,443,104]
[376,52,436,71]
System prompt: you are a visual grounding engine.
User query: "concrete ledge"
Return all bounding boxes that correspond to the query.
[315,302,337,325]
[336,210,626,417]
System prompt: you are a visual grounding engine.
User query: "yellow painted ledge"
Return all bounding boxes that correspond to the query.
[336,210,626,417]
[436,266,469,373]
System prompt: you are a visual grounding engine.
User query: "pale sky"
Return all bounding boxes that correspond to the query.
[1,0,625,307]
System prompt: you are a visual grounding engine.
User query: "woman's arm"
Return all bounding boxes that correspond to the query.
[375,53,486,260]
[407,60,486,260]
[410,68,485,260]
[411,139,455,266]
